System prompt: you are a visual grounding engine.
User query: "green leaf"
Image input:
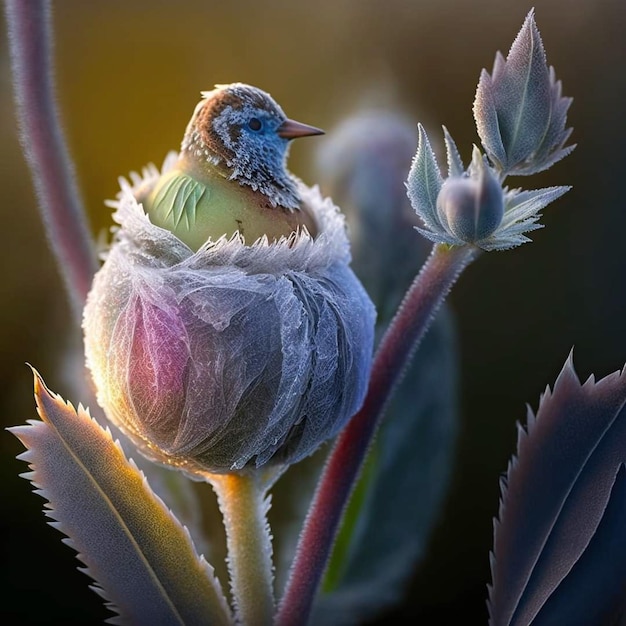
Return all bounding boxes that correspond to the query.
[11,369,233,626]
[321,440,379,592]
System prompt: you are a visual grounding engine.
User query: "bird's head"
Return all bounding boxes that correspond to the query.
[181,83,323,209]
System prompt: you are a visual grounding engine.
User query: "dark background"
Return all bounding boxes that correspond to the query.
[1,0,625,624]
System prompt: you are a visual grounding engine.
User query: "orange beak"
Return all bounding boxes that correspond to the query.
[277,118,325,139]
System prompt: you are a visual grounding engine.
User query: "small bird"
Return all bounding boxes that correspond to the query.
[139,83,324,250]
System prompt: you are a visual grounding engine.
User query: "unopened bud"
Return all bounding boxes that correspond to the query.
[436,152,504,244]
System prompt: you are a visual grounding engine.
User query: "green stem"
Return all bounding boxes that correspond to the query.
[208,472,275,626]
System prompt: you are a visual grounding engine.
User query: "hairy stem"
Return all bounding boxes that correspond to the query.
[5,0,97,318]
[208,472,275,626]
[276,243,477,626]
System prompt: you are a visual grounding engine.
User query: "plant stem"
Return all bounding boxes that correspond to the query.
[276,243,477,626]
[208,471,275,626]
[5,0,98,319]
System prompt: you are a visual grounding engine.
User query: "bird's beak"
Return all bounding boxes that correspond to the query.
[277,118,325,139]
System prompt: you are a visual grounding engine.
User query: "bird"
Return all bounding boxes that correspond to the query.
[138,83,324,250]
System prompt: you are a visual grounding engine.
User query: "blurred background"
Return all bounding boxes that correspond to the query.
[1,0,625,623]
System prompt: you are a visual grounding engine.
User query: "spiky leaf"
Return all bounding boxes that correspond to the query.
[11,369,232,626]
[442,126,465,178]
[531,464,626,625]
[500,186,571,230]
[473,10,573,176]
[489,355,626,626]
[406,124,444,232]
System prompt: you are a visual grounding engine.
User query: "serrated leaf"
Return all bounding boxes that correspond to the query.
[137,459,215,567]
[478,235,533,251]
[500,186,571,230]
[414,226,461,246]
[474,66,507,169]
[489,355,626,626]
[473,10,573,176]
[492,10,551,169]
[406,123,444,232]
[64,350,216,569]
[314,307,459,625]
[442,126,465,178]
[11,369,232,626]
[494,220,543,237]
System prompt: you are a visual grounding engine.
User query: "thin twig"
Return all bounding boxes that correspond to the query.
[276,243,477,626]
[5,0,97,319]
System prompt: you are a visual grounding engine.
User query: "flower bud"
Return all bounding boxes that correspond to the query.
[83,160,376,475]
[436,153,504,244]
[473,10,573,176]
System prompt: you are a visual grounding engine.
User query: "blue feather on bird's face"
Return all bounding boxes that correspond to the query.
[181,83,323,209]
[212,92,289,183]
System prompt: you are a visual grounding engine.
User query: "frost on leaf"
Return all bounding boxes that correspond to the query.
[473,9,574,176]
[406,124,445,235]
[10,369,232,626]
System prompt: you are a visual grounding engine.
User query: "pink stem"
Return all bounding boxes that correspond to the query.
[5,0,97,318]
[276,243,477,626]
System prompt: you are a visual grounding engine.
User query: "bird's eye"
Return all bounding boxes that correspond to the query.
[248,117,263,132]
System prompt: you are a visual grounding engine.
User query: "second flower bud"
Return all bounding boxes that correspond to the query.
[436,149,504,245]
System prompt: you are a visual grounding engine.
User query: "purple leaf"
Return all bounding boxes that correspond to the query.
[531,464,626,625]
[489,354,626,626]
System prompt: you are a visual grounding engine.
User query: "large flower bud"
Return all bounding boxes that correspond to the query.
[83,156,375,475]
